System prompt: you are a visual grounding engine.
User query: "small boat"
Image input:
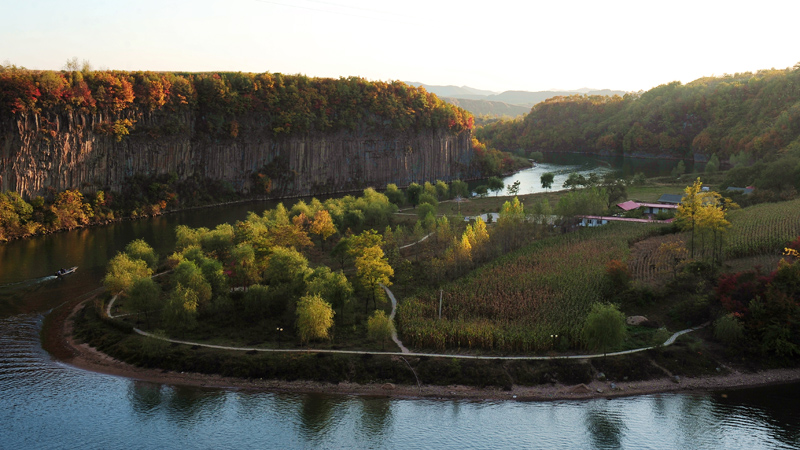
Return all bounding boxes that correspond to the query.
[55,266,78,277]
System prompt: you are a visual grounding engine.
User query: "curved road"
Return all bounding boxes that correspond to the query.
[107,286,707,361]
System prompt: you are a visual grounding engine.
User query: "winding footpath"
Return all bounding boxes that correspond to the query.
[106,285,707,361]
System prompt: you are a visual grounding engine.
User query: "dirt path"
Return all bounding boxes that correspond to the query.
[381,283,409,353]
[106,286,707,361]
[60,295,800,400]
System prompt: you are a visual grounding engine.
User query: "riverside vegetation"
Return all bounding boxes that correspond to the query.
[73,168,800,389]
[0,64,530,241]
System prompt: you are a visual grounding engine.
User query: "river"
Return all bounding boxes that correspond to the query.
[501,153,705,195]
[1,170,799,449]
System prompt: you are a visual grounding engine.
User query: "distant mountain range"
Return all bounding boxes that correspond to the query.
[404,82,628,118]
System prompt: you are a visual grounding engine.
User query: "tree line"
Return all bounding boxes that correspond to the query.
[477,65,800,162]
[0,64,474,138]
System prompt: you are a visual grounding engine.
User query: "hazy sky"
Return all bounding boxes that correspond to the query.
[2,0,798,93]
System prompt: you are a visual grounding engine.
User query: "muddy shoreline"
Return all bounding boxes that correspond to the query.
[48,297,800,401]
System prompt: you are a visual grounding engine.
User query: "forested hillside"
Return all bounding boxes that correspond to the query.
[477,66,800,162]
[0,68,481,200]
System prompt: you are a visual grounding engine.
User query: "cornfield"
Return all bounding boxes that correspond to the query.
[398,223,659,352]
[725,197,800,259]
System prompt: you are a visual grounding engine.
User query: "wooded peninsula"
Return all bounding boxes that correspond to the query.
[4,63,800,394]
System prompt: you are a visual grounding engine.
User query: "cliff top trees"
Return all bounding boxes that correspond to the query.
[0,69,474,136]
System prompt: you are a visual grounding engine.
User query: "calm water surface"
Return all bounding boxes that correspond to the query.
[501,153,705,195]
[1,175,798,449]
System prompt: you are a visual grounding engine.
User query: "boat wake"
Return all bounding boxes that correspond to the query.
[0,276,58,298]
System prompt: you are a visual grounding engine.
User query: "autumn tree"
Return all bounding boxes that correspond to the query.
[309,209,337,246]
[50,190,93,229]
[228,242,261,287]
[676,178,737,261]
[656,240,689,279]
[295,293,335,344]
[355,245,393,313]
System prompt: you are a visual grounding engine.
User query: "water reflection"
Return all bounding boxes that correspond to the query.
[357,396,394,442]
[298,394,346,442]
[162,385,227,425]
[584,401,627,449]
[127,381,164,418]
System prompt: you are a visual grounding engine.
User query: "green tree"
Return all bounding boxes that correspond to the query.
[540,172,555,191]
[563,172,587,190]
[355,245,394,313]
[583,302,627,355]
[307,267,354,319]
[170,260,212,310]
[125,239,158,270]
[127,276,161,326]
[435,180,449,199]
[163,283,199,332]
[601,177,628,209]
[418,192,438,208]
[672,160,686,178]
[295,293,335,344]
[242,284,271,320]
[417,202,436,221]
[449,180,469,198]
[367,309,395,350]
[488,176,504,196]
[103,253,153,294]
[507,180,521,196]
[384,183,405,205]
[263,246,311,285]
[406,183,422,207]
[705,154,720,173]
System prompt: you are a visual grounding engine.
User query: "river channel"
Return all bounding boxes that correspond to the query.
[1,157,799,449]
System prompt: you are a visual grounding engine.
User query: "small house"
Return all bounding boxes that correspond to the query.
[657,194,683,204]
[577,215,674,227]
[726,186,755,195]
[616,200,678,216]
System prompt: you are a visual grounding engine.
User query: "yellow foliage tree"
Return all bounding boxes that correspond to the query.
[355,245,393,313]
[295,293,335,344]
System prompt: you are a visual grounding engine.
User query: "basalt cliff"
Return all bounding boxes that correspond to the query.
[0,70,477,199]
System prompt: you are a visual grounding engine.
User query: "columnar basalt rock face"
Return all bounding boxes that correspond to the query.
[0,111,476,199]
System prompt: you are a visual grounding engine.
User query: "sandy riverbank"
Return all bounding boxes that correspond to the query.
[51,298,800,401]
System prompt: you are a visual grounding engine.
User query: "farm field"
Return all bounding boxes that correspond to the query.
[627,197,800,283]
[398,222,661,352]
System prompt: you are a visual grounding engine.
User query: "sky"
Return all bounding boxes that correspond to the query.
[2,0,799,94]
